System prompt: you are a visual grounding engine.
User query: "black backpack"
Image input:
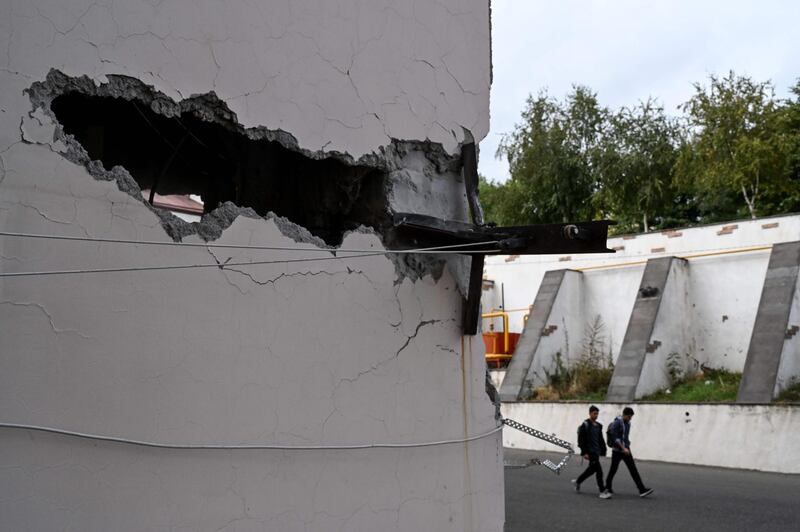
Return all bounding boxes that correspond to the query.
[606,418,619,447]
[577,421,586,445]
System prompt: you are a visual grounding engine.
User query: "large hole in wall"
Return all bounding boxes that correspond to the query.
[49,92,388,245]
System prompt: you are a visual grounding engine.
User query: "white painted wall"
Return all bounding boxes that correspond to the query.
[687,252,771,371]
[582,265,644,364]
[502,402,800,474]
[490,369,506,389]
[482,263,545,332]
[0,2,502,531]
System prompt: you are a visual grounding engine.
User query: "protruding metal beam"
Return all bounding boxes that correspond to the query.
[392,213,615,256]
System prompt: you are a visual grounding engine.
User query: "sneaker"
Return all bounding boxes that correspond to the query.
[639,488,654,498]
[571,479,580,492]
[599,490,612,499]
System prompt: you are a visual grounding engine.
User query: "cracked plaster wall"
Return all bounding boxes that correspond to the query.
[0,1,502,530]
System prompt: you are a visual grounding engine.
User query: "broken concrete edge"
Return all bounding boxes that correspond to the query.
[26,68,463,176]
[18,68,477,285]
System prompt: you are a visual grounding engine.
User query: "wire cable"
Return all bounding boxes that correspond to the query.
[0,422,503,450]
[0,241,503,278]
[0,231,499,255]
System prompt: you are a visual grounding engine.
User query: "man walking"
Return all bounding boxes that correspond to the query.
[572,405,611,499]
[603,407,653,498]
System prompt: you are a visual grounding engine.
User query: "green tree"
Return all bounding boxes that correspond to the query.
[495,86,607,224]
[677,72,791,219]
[597,99,683,232]
[777,80,800,212]
[479,175,523,226]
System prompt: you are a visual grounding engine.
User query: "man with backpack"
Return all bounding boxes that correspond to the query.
[603,407,654,498]
[572,405,611,498]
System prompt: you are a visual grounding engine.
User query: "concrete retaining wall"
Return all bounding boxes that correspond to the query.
[501,402,800,474]
[484,215,799,375]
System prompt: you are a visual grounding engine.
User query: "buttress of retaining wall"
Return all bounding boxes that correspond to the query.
[497,269,584,401]
[774,279,800,396]
[498,270,565,401]
[520,270,584,393]
[606,257,676,402]
[739,241,800,402]
[636,258,690,398]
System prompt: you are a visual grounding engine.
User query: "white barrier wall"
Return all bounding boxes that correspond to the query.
[502,402,800,474]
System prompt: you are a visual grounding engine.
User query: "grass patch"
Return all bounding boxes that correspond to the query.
[775,381,800,403]
[642,369,742,402]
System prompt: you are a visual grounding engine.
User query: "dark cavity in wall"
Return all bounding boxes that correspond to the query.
[47,87,388,246]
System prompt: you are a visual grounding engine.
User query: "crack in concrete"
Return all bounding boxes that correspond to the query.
[334,319,441,392]
[0,300,93,339]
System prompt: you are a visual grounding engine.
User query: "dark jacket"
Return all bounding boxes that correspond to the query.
[608,416,631,452]
[577,419,607,457]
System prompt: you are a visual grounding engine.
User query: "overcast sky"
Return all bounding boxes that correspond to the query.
[480,0,800,183]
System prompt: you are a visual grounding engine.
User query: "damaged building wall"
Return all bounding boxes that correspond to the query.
[0,1,502,531]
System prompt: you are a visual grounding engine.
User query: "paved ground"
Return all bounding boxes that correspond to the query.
[504,448,800,532]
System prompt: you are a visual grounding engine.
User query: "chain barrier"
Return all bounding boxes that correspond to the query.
[502,418,574,474]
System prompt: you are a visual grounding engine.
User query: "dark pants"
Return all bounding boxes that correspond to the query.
[576,453,605,491]
[605,450,646,492]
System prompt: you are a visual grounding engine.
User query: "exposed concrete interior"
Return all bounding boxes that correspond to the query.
[49,88,387,245]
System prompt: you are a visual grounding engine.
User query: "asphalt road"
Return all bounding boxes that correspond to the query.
[504,448,800,532]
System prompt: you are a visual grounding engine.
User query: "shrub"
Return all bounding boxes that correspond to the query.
[529,316,615,401]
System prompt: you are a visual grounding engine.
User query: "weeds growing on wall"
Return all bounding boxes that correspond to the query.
[643,367,742,402]
[774,380,800,403]
[529,316,615,401]
[666,352,686,385]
